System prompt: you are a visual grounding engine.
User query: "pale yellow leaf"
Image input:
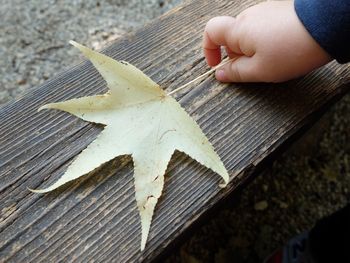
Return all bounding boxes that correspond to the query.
[32,41,229,250]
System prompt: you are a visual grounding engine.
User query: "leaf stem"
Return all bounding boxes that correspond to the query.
[167,57,233,96]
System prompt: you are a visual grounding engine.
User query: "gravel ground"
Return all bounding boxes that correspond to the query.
[0,0,181,105]
[1,1,349,262]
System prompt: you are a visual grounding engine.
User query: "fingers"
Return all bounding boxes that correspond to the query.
[204,15,260,82]
[203,16,241,66]
[203,31,222,66]
[215,56,261,83]
[225,47,236,59]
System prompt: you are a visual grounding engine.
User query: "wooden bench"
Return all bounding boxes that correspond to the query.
[1,0,350,261]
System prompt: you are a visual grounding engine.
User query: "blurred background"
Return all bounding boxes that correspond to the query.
[1,0,349,262]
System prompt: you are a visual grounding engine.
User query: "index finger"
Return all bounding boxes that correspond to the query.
[203,16,239,66]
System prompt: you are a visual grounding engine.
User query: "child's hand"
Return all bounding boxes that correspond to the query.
[203,0,331,83]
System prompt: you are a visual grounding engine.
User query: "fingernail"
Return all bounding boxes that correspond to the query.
[216,69,226,80]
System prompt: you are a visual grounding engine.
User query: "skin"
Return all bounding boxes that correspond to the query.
[203,0,332,83]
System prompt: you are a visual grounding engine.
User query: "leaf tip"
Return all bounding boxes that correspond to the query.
[69,40,79,47]
[27,187,47,194]
[219,182,228,188]
[140,239,146,251]
[140,218,149,251]
[69,40,92,57]
[38,104,50,112]
[219,170,229,188]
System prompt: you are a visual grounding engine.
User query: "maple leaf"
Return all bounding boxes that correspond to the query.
[32,41,229,250]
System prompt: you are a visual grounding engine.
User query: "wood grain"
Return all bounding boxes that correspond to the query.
[1,0,350,262]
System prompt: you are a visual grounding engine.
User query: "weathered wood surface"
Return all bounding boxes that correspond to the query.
[1,0,350,262]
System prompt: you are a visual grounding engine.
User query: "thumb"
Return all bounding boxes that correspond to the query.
[215,56,261,83]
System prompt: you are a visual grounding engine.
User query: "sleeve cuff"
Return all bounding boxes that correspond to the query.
[294,0,350,63]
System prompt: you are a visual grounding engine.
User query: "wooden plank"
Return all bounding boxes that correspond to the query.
[0,0,349,261]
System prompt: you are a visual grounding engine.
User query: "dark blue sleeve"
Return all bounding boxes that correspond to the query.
[294,0,350,63]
